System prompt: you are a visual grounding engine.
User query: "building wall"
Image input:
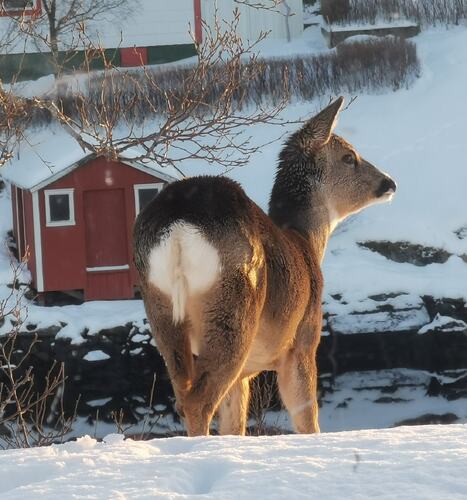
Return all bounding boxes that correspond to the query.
[201,0,303,42]
[0,0,198,81]
[0,0,197,53]
[36,158,166,297]
[0,0,303,81]
[0,0,303,55]
[23,190,37,287]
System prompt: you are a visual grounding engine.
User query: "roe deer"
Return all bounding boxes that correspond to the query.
[133,97,396,436]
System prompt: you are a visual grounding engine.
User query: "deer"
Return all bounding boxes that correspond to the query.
[133,97,396,436]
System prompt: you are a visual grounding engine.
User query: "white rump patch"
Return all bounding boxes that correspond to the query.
[148,222,221,324]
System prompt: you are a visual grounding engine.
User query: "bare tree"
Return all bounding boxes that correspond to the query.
[31,11,291,174]
[0,255,73,449]
[1,0,134,78]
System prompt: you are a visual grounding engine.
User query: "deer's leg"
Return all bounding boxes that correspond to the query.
[143,287,194,414]
[277,347,320,434]
[217,376,251,435]
[182,271,263,437]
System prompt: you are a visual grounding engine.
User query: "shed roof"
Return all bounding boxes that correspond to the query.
[1,129,181,191]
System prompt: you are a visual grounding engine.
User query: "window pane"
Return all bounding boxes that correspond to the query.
[4,0,33,10]
[138,188,159,212]
[49,194,70,222]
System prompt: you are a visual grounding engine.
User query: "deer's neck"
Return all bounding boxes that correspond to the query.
[268,158,332,262]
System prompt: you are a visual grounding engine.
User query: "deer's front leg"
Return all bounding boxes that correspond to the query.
[277,346,320,434]
[217,376,251,435]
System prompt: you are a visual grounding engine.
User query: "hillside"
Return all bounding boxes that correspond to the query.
[1,25,466,339]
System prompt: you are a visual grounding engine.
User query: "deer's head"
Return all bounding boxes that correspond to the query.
[271,97,396,232]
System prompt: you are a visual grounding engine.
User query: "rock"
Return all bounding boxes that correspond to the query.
[395,413,458,426]
[368,293,404,302]
[329,307,430,334]
[426,373,467,400]
[454,226,467,240]
[358,240,451,266]
[374,397,410,404]
[422,296,467,323]
[418,314,467,335]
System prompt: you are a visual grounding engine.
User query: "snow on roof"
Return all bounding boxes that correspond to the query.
[0,128,181,191]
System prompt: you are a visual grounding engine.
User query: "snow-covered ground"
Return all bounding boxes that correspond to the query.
[1,424,466,499]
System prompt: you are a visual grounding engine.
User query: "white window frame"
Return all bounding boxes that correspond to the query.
[3,0,34,12]
[134,183,164,215]
[44,188,76,227]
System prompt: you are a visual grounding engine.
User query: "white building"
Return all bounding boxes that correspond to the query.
[0,0,303,80]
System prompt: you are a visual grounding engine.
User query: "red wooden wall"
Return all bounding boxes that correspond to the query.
[27,158,165,299]
[120,47,148,67]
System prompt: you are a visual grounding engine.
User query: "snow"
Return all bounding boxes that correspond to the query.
[87,397,112,408]
[0,425,466,498]
[326,20,419,31]
[330,307,430,334]
[0,292,148,343]
[418,313,467,334]
[0,128,181,191]
[82,350,110,362]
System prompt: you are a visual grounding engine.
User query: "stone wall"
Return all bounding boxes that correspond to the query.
[321,24,421,48]
[2,315,467,432]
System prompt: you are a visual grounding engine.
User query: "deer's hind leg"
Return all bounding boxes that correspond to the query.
[182,270,264,437]
[143,286,194,413]
[218,376,251,435]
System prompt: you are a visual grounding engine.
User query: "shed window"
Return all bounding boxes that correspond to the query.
[134,183,164,214]
[3,0,33,10]
[1,0,39,17]
[45,189,75,227]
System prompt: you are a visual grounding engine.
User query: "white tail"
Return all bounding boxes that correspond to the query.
[148,222,221,323]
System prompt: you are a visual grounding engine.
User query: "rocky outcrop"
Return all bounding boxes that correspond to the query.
[395,413,458,426]
[326,293,430,335]
[358,240,452,266]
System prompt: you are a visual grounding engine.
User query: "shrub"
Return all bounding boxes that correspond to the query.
[323,0,467,26]
[25,37,420,129]
[322,0,351,24]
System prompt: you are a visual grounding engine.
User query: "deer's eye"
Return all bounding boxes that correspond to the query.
[342,154,356,166]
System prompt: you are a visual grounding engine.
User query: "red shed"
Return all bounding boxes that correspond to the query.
[2,132,179,301]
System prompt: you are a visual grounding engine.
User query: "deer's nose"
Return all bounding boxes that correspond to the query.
[377,177,397,197]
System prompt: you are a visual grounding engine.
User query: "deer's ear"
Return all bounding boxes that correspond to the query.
[302,97,344,147]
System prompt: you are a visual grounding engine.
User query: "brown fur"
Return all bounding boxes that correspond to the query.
[134,97,396,436]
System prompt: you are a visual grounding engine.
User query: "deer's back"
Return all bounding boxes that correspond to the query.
[134,176,319,366]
